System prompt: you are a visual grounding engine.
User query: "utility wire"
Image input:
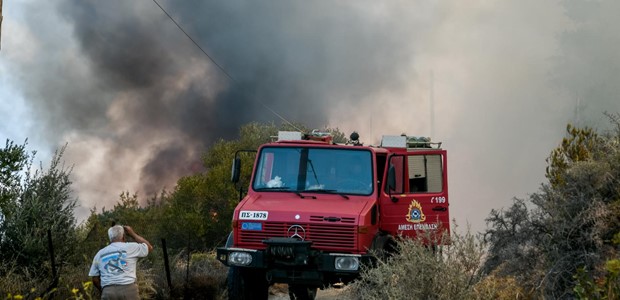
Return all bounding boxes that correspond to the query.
[151,0,234,81]
[151,0,303,132]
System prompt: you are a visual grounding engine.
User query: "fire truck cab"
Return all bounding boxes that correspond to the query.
[217,131,449,300]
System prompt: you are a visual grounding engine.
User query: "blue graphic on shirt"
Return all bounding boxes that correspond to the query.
[101,251,128,273]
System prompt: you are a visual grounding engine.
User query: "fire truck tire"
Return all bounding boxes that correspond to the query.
[227,266,269,300]
[288,285,317,300]
[370,233,397,261]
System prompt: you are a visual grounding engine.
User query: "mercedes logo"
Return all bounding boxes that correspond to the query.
[287,225,306,240]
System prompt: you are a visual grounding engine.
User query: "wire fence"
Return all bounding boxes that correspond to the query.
[38,217,230,299]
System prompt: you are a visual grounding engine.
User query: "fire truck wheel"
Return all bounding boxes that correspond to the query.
[227,266,269,300]
[288,285,317,300]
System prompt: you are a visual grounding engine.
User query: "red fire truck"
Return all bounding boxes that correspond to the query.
[217,131,449,300]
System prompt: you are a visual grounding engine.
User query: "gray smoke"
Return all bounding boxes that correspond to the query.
[19,0,436,215]
[2,1,619,230]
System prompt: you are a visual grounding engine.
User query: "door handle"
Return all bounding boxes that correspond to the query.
[432,206,447,212]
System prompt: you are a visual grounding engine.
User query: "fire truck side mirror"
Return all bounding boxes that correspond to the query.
[387,166,399,203]
[231,157,241,183]
[387,165,396,193]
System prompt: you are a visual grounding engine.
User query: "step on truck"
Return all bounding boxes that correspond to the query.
[217,131,450,300]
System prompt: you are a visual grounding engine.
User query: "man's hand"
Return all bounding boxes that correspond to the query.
[123,226,135,236]
[92,276,102,292]
[123,225,153,253]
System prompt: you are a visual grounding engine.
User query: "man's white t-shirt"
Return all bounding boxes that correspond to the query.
[89,242,149,287]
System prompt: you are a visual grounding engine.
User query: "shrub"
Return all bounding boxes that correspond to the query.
[472,272,529,300]
[347,225,485,300]
[573,232,620,299]
[158,250,227,300]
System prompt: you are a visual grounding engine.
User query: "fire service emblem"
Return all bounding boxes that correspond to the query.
[406,199,426,223]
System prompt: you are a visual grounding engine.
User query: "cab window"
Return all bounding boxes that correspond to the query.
[407,154,443,193]
[387,154,443,194]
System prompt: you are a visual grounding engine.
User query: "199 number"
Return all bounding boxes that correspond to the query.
[431,196,446,204]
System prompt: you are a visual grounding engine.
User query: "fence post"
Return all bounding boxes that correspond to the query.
[47,229,58,288]
[161,238,173,290]
[184,233,191,299]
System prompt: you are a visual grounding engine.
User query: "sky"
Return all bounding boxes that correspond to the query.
[1,0,619,233]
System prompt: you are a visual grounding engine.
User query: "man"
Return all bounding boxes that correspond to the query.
[89,225,153,299]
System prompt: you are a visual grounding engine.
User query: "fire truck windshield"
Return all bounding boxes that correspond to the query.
[252,147,373,195]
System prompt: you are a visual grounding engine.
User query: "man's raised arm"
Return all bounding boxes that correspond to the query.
[123,226,153,253]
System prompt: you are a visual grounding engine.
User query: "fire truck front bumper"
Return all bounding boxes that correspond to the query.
[216,238,375,285]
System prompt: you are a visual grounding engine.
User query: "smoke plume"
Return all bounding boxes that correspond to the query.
[1,0,619,230]
[15,0,438,216]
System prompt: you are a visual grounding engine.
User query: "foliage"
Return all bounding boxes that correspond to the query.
[573,232,620,300]
[1,280,95,300]
[5,119,620,299]
[472,273,528,300]
[545,124,602,187]
[322,127,349,144]
[0,143,78,278]
[152,122,295,250]
[347,225,486,300]
[483,115,620,298]
[71,122,350,298]
[0,260,93,299]
[147,121,352,251]
[53,121,351,258]
[0,139,30,220]
[482,198,540,280]
[162,251,227,300]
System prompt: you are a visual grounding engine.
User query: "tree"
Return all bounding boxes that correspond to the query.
[482,198,541,281]
[152,122,351,250]
[0,144,78,274]
[155,122,310,250]
[0,139,30,221]
[545,124,602,187]
[76,122,351,264]
[484,116,620,298]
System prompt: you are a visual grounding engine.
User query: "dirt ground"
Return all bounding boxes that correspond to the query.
[268,284,347,300]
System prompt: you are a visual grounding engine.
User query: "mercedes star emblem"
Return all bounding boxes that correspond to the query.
[287,225,306,240]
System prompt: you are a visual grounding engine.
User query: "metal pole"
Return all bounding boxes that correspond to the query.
[430,71,435,138]
[184,232,191,299]
[161,238,173,290]
[47,229,58,288]
[1,0,4,50]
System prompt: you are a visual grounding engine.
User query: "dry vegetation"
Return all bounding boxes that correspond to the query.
[347,227,488,300]
[2,120,620,299]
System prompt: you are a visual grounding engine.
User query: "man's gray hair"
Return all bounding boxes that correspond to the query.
[108,225,125,242]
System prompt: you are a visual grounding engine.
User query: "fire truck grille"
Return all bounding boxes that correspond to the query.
[309,215,356,223]
[239,222,356,251]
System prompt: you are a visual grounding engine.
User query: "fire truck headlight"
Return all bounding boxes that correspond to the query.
[335,256,359,271]
[228,252,253,266]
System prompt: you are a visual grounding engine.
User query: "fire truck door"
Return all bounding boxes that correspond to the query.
[381,153,449,239]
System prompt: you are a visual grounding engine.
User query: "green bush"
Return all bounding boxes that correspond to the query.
[573,232,620,300]
[472,272,528,300]
[347,225,485,300]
